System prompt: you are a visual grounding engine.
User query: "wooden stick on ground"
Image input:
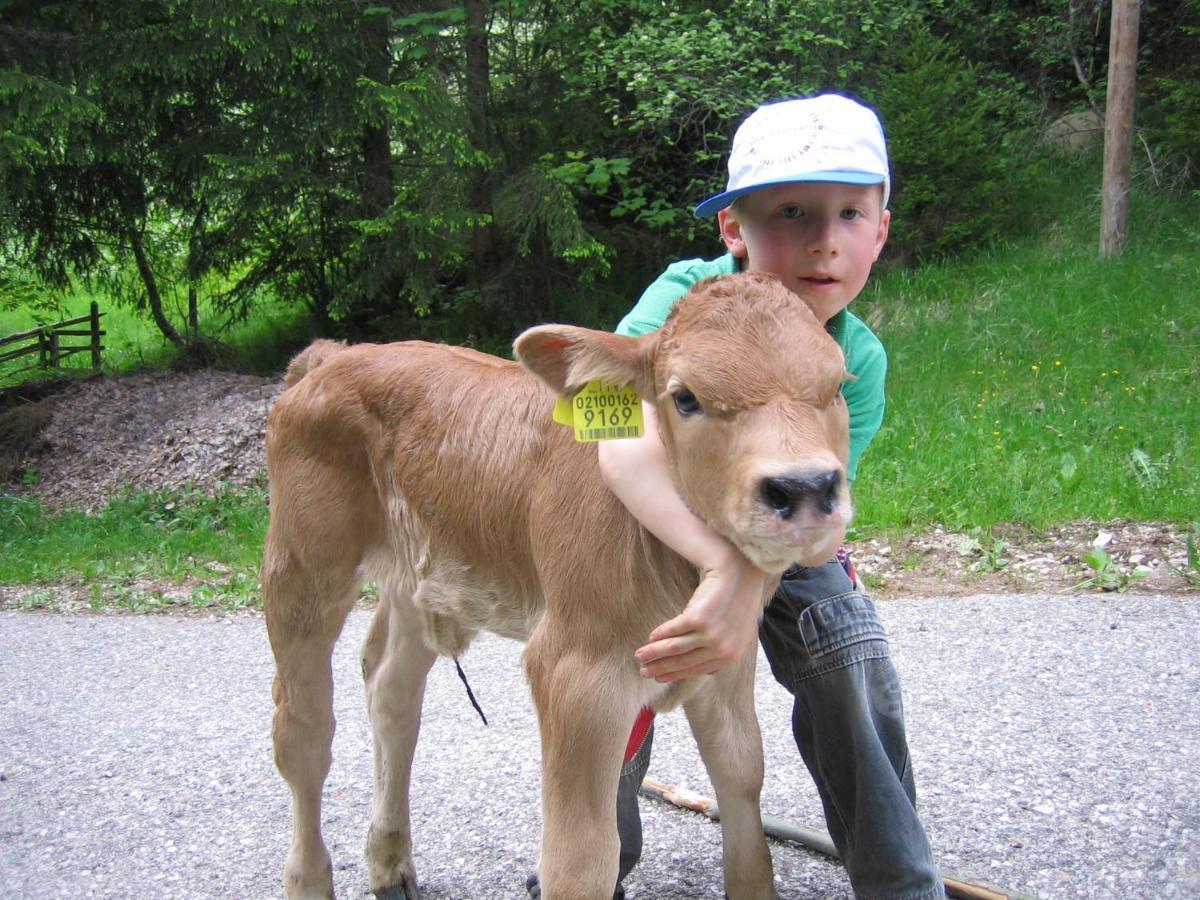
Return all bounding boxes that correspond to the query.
[639,777,1039,900]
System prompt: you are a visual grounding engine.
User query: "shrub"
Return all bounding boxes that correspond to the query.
[868,28,1046,263]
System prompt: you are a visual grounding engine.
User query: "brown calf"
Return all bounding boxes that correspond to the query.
[263,271,852,899]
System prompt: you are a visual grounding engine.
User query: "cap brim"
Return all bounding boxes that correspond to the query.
[693,172,886,218]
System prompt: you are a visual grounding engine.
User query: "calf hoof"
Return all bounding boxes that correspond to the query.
[525,872,625,899]
[374,878,420,900]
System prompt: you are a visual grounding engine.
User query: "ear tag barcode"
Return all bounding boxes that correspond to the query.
[553,381,644,442]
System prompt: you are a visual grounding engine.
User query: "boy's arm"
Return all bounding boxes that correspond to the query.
[598,401,767,683]
[840,314,888,480]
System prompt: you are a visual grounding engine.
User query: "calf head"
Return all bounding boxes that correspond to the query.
[515,271,851,574]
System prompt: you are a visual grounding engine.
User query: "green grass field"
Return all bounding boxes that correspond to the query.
[2,167,1197,610]
[854,185,1199,532]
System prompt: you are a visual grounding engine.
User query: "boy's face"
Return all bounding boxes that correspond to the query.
[718,182,890,325]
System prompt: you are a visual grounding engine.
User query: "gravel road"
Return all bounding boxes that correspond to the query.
[2,592,1198,899]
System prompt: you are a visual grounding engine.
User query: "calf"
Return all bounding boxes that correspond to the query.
[263,271,852,899]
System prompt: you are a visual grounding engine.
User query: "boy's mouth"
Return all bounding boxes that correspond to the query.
[800,275,838,286]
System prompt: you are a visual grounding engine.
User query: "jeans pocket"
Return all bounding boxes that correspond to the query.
[798,591,888,657]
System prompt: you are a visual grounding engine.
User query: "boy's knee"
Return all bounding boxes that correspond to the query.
[760,560,892,689]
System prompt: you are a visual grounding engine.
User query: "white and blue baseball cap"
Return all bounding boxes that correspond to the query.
[694,94,890,217]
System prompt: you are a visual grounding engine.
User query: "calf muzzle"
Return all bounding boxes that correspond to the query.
[760,469,842,519]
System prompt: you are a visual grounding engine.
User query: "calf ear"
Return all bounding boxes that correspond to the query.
[514,325,656,398]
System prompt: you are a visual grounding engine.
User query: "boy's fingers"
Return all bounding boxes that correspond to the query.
[636,632,697,665]
[640,648,721,682]
[644,616,705,648]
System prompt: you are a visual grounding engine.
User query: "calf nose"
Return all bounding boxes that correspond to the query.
[760,470,841,519]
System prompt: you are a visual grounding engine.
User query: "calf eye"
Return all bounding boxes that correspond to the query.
[673,388,702,416]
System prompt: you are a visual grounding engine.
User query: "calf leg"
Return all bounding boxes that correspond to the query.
[265,547,360,900]
[526,632,639,900]
[361,589,437,898]
[684,652,777,900]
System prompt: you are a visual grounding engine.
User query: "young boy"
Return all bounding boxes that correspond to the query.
[529,95,943,899]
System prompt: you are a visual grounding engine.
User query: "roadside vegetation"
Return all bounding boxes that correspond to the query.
[854,174,1200,532]
[2,161,1197,612]
[0,484,269,613]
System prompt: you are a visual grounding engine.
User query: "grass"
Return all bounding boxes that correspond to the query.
[0,484,269,613]
[853,178,1200,533]
[2,162,1198,611]
[0,285,308,389]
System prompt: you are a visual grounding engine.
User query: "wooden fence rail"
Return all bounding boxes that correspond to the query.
[0,302,105,373]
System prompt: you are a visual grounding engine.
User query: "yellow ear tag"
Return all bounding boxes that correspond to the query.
[552,395,575,426]
[553,380,644,442]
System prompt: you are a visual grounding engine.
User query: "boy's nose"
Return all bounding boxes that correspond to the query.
[807,220,838,255]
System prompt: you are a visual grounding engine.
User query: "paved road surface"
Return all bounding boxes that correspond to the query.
[2,593,1198,899]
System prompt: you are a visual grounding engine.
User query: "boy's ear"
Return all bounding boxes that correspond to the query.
[873,209,891,260]
[718,208,748,259]
[514,325,656,399]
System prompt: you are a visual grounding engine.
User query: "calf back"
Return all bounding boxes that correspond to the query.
[267,340,693,658]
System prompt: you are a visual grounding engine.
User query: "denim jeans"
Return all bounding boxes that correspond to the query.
[610,557,943,900]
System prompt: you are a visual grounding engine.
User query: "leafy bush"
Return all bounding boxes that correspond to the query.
[867,28,1046,263]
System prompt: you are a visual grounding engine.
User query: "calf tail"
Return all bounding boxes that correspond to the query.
[283,339,348,389]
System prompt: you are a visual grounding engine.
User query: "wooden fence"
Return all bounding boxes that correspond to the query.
[0,302,106,374]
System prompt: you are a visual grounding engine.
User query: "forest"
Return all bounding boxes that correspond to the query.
[0,0,1198,605]
[1,0,1196,355]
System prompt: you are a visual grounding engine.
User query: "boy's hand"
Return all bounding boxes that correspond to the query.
[635,553,767,683]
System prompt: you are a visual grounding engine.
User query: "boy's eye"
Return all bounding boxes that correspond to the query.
[841,208,864,220]
[778,205,804,220]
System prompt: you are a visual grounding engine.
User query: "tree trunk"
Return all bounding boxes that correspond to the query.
[128,229,184,346]
[465,0,500,288]
[187,203,206,338]
[1100,0,1141,257]
[360,5,395,218]
[188,284,199,338]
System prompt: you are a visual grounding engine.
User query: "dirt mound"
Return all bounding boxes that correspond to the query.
[11,369,281,511]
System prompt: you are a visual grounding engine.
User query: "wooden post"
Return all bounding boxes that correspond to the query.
[90,301,102,368]
[49,330,61,368]
[1100,0,1141,257]
[38,330,48,368]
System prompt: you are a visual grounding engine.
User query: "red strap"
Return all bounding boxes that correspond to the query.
[624,706,656,763]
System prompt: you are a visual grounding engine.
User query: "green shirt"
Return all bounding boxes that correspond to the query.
[616,253,886,481]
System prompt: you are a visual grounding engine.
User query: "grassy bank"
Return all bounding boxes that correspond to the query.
[854,180,1199,533]
[0,485,269,613]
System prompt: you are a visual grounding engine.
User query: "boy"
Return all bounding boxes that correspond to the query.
[529,94,942,899]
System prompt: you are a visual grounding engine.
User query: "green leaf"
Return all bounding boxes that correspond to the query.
[1083,547,1111,572]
